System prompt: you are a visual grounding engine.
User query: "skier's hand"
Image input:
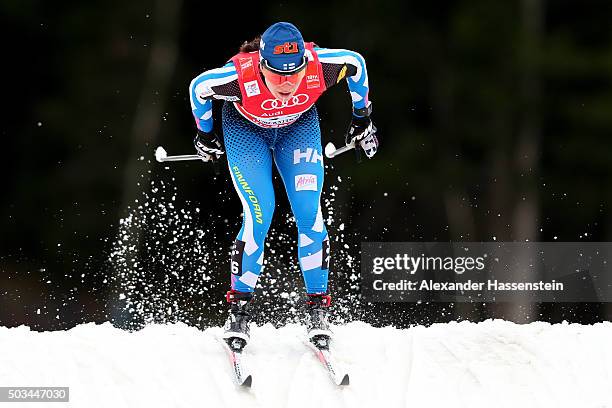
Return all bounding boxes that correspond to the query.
[345,114,379,159]
[194,129,224,161]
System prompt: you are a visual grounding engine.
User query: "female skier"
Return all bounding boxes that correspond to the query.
[189,22,378,347]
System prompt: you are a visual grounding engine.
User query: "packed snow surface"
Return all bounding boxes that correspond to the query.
[1,320,611,408]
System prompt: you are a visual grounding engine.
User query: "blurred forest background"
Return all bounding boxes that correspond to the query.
[2,0,612,330]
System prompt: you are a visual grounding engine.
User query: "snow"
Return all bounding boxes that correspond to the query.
[1,320,611,408]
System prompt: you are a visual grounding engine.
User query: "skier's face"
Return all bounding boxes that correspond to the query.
[260,64,305,102]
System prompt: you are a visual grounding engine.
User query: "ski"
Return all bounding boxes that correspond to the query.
[305,335,350,386]
[218,337,253,388]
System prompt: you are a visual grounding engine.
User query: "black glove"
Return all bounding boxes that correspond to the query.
[345,114,379,159]
[194,129,224,160]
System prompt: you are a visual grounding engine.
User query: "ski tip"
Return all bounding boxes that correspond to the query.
[241,375,252,388]
[339,374,350,386]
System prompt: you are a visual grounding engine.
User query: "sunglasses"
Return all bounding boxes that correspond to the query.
[260,57,307,86]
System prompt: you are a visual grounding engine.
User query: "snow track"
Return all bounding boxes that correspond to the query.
[1,320,611,408]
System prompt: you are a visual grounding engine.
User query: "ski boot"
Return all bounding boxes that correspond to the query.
[305,293,333,348]
[222,290,254,351]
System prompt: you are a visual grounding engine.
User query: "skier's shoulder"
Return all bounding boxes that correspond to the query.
[189,61,240,102]
[314,46,366,65]
[312,46,363,86]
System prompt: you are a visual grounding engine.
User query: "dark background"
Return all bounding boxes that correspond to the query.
[2,0,612,330]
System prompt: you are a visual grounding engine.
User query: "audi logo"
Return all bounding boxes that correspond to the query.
[261,94,309,110]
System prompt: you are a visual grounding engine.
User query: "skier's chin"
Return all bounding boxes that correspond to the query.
[273,90,295,102]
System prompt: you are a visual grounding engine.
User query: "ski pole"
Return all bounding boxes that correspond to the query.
[324,140,356,159]
[155,146,213,162]
[155,146,221,175]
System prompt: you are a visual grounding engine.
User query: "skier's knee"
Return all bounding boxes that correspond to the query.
[293,203,321,231]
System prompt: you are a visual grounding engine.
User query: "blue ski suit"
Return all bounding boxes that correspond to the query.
[189,46,370,294]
